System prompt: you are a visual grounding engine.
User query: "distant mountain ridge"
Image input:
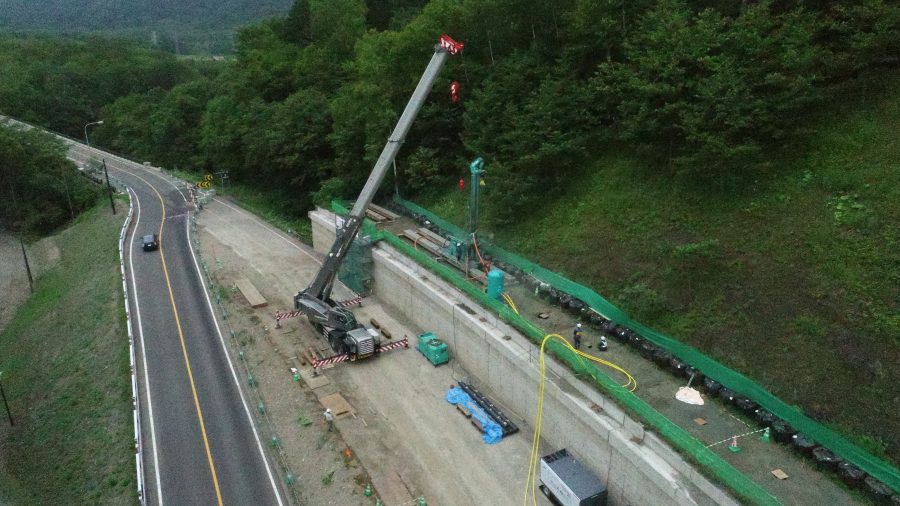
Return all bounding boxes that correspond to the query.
[1,0,290,31]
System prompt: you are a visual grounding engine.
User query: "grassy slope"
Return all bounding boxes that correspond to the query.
[427,73,900,464]
[0,204,134,504]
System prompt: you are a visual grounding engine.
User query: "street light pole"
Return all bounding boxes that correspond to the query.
[0,372,13,426]
[83,120,103,147]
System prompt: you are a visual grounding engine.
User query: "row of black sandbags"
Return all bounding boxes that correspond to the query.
[394,205,898,503]
[593,320,897,502]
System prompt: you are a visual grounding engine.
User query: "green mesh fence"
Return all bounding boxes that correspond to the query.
[390,196,900,497]
[333,201,779,506]
[338,234,374,295]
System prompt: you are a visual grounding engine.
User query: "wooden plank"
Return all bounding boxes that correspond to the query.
[771,469,789,480]
[365,209,388,222]
[321,393,354,417]
[369,203,400,220]
[235,278,267,308]
[418,227,449,247]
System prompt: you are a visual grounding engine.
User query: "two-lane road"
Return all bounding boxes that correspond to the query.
[62,140,286,505]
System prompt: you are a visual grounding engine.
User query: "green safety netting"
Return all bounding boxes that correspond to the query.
[388,196,900,498]
[338,235,374,295]
[333,200,779,506]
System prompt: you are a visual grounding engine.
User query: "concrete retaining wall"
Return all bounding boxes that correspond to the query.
[311,208,738,506]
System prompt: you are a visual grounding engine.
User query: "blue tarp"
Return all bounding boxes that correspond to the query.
[446,387,503,444]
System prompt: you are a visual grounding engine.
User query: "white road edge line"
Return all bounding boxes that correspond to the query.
[184,216,285,506]
[127,187,164,505]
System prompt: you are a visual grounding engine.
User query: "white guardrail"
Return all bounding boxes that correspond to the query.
[119,188,146,505]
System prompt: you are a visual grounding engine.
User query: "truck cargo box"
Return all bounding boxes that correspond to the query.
[539,449,607,506]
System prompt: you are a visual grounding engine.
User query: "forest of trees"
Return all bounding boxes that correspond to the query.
[0,127,101,235]
[0,0,295,54]
[1,0,897,230]
[3,0,896,224]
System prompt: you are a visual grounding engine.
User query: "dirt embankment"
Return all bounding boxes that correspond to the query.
[0,231,59,333]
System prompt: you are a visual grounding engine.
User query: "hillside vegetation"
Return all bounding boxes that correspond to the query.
[0,0,897,464]
[427,73,900,464]
[0,204,133,504]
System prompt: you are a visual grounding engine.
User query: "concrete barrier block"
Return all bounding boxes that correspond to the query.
[624,416,645,443]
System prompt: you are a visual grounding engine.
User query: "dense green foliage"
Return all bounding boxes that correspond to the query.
[0,36,199,138]
[0,127,101,236]
[0,0,294,53]
[0,0,897,463]
[0,204,133,504]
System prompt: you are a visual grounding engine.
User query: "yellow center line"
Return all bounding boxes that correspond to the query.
[128,168,224,505]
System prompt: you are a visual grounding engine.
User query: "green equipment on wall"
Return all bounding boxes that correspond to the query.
[416,332,450,366]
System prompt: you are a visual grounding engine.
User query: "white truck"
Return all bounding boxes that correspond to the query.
[540,449,607,506]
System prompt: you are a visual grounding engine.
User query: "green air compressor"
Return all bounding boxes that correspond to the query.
[416,332,450,366]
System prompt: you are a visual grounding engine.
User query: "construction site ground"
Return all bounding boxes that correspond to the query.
[195,195,870,506]
[380,211,865,505]
[195,198,549,506]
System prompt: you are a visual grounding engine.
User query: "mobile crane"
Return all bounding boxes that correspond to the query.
[294,35,464,360]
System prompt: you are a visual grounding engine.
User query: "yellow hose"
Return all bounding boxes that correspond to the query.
[502,292,520,314]
[523,333,637,506]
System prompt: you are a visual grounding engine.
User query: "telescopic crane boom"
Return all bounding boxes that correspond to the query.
[294,35,463,359]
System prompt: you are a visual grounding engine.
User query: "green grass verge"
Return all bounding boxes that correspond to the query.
[0,204,134,504]
[423,73,900,466]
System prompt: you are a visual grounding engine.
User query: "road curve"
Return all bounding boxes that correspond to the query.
[48,133,287,505]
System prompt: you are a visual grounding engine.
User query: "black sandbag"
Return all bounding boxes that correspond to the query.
[771,420,797,443]
[812,447,843,471]
[669,358,688,377]
[864,477,894,503]
[755,409,776,427]
[890,493,900,506]
[639,341,658,359]
[558,293,572,307]
[734,397,758,415]
[791,433,816,455]
[589,313,603,326]
[837,462,866,488]
[703,377,722,395]
[718,388,737,405]
[569,298,586,313]
[627,334,644,349]
[683,366,703,383]
[652,349,672,367]
[600,320,616,334]
[548,289,560,305]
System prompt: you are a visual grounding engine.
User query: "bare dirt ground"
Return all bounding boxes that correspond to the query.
[195,198,547,506]
[0,231,60,333]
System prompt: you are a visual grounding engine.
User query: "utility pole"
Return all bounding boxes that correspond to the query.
[7,181,33,293]
[19,236,33,294]
[0,372,13,426]
[102,160,116,215]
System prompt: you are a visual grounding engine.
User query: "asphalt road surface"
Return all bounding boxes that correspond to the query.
[1,118,288,506]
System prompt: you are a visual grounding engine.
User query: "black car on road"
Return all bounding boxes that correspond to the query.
[142,234,159,252]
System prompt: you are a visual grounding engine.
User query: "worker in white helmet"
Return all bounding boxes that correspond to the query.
[573,323,584,350]
[324,408,334,432]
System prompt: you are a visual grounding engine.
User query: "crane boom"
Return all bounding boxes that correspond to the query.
[294,35,463,350]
